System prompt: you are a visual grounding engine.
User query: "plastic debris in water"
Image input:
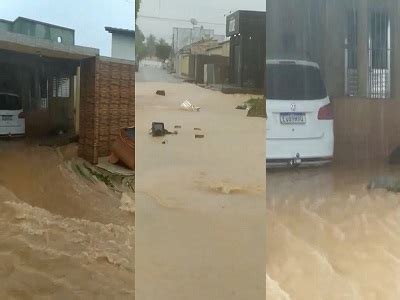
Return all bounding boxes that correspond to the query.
[180,100,200,112]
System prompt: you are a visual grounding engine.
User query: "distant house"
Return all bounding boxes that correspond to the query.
[105,27,135,61]
[206,40,230,57]
[175,39,230,85]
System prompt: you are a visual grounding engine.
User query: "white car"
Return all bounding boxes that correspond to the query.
[0,92,25,137]
[266,59,334,168]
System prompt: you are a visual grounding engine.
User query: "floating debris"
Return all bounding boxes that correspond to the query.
[180,100,200,112]
[235,104,247,110]
[367,176,400,192]
[150,122,178,137]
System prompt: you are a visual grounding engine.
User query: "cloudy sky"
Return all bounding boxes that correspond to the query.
[136,0,265,42]
[0,0,134,56]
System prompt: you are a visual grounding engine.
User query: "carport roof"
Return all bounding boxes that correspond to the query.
[0,29,99,60]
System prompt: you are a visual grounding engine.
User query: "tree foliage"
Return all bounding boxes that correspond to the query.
[155,39,172,62]
[135,24,146,61]
[146,34,157,57]
[135,0,141,19]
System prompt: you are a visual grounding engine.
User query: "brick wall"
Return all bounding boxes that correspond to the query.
[78,56,135,164]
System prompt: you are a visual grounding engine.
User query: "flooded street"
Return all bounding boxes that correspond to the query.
[266,163,400,299]
[0,140,134,299]
[135,65,266,299]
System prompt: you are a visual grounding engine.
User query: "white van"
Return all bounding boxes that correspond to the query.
[266,59,334,167]
[0,92,25,137]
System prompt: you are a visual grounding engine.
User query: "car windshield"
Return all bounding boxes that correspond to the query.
[266,64,327,100]
[0,94,22,110]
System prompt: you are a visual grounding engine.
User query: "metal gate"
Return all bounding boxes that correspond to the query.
[345,11,358,96]
[368,10,391,99]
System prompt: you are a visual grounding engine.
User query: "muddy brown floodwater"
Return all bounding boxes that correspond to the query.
[0,140,134,299]
[135,77,266,300]
[267,162,400,300]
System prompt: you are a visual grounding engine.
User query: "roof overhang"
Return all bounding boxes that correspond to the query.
[105,27,135,37]
[0,29,99,60]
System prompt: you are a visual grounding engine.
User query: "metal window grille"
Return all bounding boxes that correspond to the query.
[368,10,391,99]
[52,76,70,98]
[345,10,358,96]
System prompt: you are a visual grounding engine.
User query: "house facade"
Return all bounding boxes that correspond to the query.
[266,0,400,99]
[105,27,135,61]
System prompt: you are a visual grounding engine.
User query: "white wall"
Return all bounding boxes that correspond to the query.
[111,33,135,61]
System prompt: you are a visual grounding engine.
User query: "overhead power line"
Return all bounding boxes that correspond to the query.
[137,15,225,26]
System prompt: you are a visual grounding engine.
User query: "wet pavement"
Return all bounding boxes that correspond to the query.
[0,140,134,299]
[135,65,266,299]
[266,162,400,299]
[136,60,182,84]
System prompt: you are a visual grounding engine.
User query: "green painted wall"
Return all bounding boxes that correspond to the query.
[2,18,74,45]
[0,20,12,31]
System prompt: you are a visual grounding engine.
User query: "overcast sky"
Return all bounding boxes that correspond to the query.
[0,0,134,56]
[136,0,265,42]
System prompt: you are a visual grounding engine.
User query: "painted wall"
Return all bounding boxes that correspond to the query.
[111,33,135,61]
[12,18,74,45]
[180,54,190,76]
[333,97,400,163]
[0,17,74,45]
[0,20,11,31]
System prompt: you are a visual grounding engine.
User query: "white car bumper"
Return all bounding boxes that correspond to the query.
[266,134,334,168]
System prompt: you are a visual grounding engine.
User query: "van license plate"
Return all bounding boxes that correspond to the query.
[280,113,306,124]
[2,116,12,121]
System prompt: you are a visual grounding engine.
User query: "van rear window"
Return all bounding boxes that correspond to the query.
[266,64,327,100]
[0,94,22,110]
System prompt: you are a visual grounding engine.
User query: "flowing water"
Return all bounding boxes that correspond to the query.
[0,140,134,299]
[135,67,266,300]
[266,163,400,300]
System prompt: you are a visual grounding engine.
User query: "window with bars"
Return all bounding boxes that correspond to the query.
[40,79,48,110]
[370,11,389,69]
[52,76,70,98]
[347,11,358,69]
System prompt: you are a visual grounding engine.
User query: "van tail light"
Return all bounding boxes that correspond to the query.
[18,112,26,119]
[317,103,333,120]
